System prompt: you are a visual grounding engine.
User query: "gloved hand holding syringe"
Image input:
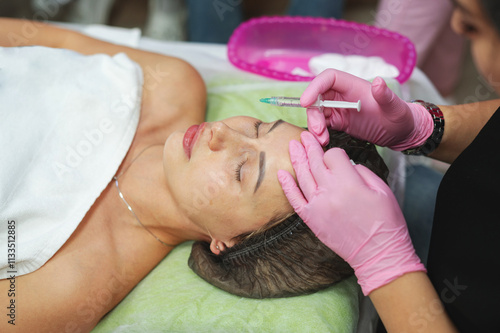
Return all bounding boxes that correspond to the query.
[260,95,361,112]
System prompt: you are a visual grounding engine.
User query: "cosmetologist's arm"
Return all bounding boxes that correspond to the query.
[369,272,458,333]
[430,99,500,164]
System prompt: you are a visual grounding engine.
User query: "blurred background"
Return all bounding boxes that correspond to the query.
[0,0,375,30]
[0,0,375,40]
[0,0,494,103]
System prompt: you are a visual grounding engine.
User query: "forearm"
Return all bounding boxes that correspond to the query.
[428,99,500,163]
[369,272,458,333]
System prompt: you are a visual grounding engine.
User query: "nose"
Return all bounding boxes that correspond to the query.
[208,121,248,152]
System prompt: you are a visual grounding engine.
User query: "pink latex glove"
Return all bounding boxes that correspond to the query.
[301,69,433,150]
[278,131,426,295]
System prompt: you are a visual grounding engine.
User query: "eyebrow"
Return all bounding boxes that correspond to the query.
[254,151,266,194]
[253,119,285,194]
[268,119,284,133]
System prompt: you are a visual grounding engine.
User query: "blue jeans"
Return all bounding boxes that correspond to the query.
[403,164,444,266]
[186,0,345,43]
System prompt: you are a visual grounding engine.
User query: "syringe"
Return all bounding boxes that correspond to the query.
[260,96,361,112]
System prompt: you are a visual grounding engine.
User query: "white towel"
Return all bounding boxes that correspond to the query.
[308,54,400,80]
[0,46,143,279]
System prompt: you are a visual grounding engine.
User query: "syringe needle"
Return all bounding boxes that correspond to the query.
[260,96,361,112]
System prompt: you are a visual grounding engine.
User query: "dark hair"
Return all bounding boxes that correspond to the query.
[188,130,389,298]
[480,0,500,32]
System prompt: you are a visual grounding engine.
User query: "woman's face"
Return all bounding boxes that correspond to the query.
[163,116,304,250]
[451,0,500,93]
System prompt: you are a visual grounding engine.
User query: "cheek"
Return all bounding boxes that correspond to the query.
[199,205,252,241]
[472,43,500,91]
[486,46,500,91]
[258,181,294,217]
[183,171,240,218]
[272,189,294,215]
[472,40,487,67]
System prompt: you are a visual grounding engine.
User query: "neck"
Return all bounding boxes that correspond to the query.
[114,145,209,247]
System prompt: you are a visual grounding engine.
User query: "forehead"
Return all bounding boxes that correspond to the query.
[219,115,304,207]
[221,115,268,126]
[250,120,304,214]
[223,115,304,142]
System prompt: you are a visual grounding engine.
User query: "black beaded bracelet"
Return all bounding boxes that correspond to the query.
[402,100,445,156]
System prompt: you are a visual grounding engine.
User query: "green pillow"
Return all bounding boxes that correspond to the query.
[205,74,310,126]
[93,242,360,333]
[93,74,365,333]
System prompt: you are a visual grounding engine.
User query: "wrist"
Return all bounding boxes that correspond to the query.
[356,251,426,296]
[401,100,445,155]
[350,225,426,296]
[389,102,434,152]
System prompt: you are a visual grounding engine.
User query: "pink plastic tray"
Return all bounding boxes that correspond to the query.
[228,16,416,83]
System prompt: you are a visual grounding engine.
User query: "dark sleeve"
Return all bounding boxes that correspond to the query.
[427,107,500,331]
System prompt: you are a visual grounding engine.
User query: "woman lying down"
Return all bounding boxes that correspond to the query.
[0,18,388,332]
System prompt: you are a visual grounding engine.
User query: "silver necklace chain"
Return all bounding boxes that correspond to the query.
[113,145,175,248]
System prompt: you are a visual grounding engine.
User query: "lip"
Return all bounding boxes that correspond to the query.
[183,122,206,159]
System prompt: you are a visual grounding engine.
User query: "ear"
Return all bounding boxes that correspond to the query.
[209,238,237,255]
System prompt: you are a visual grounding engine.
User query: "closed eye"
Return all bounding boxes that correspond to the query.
[234,159,245,182]
[234,120,263,182]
